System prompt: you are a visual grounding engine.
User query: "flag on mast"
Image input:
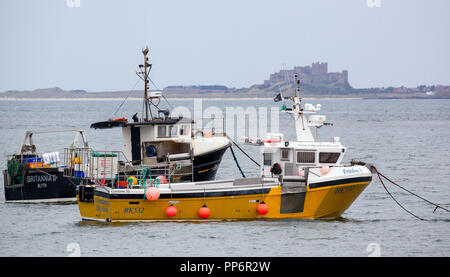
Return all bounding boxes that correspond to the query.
[273,93,282,102]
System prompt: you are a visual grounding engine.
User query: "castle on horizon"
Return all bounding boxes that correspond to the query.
[264,62,349,86]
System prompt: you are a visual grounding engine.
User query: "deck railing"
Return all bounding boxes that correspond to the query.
[63,147,193,188]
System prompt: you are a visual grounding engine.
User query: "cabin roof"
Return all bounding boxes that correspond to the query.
[90,117,193,129]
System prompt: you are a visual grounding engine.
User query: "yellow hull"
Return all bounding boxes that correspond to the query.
[77,180,370,222]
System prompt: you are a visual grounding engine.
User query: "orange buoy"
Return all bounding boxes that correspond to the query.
[111,118,128,122]
[198,205,210,219]
[166,205,177,217]
[298,169,305,177]
[257,201,269,215]
[145,187,160,201]
[156,175,168,184]
[321,165,330,175]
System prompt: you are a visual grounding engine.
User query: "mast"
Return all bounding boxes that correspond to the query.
[293,74,301,110]
[137,47,152,121]
[285,74,315,142]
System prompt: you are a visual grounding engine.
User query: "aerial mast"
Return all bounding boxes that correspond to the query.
[137,47,152,121]
[293,74,302,111]
[282,74,315,142]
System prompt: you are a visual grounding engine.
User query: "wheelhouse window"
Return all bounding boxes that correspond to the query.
[263,153,272,166]
[296,151,315,164]
[319,152,340,163]
[169,125,178,137]
[179,125,190,136]
[157,125,168,138]
[280,149,290,161]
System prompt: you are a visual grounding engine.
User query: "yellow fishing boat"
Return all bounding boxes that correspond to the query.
[76,172,371,222]
[68,70,372,222]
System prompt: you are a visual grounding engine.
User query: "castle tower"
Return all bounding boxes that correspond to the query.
[341,70,348,83]
[312,62,328,75]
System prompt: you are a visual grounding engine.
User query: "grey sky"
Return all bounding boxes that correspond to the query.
[1,0,449,92]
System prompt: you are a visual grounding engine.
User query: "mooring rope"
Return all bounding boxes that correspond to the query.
[229,145,245,178]
[226,135,260,167]
[372,166,449,220]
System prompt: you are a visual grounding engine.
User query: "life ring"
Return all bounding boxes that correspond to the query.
[145,146,156,157]
[270,163,282,175]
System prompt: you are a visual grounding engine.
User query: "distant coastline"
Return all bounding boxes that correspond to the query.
[0,97,366,101]
[2,62,449,100]
[1,83,447,100]
[0,88,448,100]
[2,96,450,101]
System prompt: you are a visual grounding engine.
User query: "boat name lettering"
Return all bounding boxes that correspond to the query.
[334,185,356,194]
[37,183,47,189]
[26,174,57,183]
[124,207,144,214]
[342,168,361,175]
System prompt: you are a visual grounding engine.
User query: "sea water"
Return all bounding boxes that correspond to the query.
[0,99,448,257]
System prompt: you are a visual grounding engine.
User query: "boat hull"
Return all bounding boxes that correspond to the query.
[3,168,76,203]
[76,167,372,222]
[193,145,229,181]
